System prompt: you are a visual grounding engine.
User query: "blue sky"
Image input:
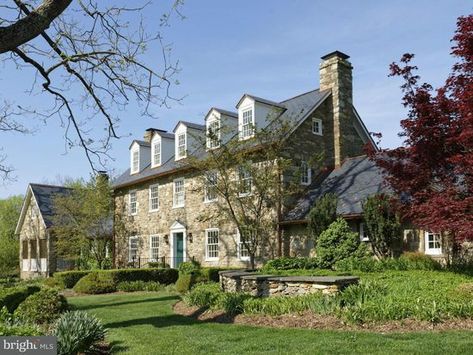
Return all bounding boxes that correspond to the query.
[0,0,471,198]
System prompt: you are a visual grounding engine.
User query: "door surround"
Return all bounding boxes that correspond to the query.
[170,221,187,268]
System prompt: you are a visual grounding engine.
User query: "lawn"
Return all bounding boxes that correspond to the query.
[69,291,473,355]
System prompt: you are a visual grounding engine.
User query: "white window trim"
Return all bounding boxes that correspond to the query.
[237,229,250,261]
[425,231,442,255]
[176,132,187,160]
[239,105,255,140]
[205,228,220,261]
[238,167,253,197]
[128,236,139,262]
[149,234,160,262]
[149,184,159,212]
[204,171,218,203]
[173,178,185,208]
[359,223,370,242]
[312,118,323,136]
[206,117,221,149]
[151,136,162,168]
[300,161,312,186]
[129,190,138,216]
[130,147,140,174]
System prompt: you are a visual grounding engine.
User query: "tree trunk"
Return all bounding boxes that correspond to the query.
[0,0,72,54]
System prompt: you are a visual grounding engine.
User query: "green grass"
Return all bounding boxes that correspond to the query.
[69,291,473,355]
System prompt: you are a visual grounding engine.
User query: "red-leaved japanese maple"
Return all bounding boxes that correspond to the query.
[369,14,473,242]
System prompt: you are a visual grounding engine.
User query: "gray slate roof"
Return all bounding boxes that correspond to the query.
[113,88,329,189]
[29,184,73,228]
[284,156,390,221]
[173,121,206,132]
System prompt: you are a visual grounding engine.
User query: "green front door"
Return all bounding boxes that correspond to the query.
[175,232,184,268]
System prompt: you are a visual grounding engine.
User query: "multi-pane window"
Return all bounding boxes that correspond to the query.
[129,191,137,215]
[207,119,221,149]
[173,178,185,207]
[206,229,219,260]
[425,232,442,255]
[241,108,254,139]
[129,236,138,262]
[152,138,161,167]
[237,229,250,260]
[312,118,323,135]
[359,223,370,242]
[177,133,186,159]
[149,235,159,261]
[204,171,218,202]
[300,161,311,185]
[149,184,159,212]
[131,148,139,173]
[238,167,252,196]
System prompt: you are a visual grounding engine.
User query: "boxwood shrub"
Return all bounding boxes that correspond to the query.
[14,289,68,324]
[0,286,41,313]
[262,257,319,271]
[50,271,92,289]
[73,272,116,294]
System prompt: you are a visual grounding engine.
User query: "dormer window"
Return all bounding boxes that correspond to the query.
[130,147,139,174]
[151,136,161,167]
[240,108,254,140]
[312,118,323,135]
[207,119,220,149]
[177,133,186,159]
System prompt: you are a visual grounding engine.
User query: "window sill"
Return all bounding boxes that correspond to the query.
[239,257,250,261]
[205,258,219,262]
[172,205,185,209]
[312,132,323,136]
[149,209,159,213]
[204,199,217,204]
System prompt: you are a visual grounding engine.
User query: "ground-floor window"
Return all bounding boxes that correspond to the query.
[359,223,370,242]
[129,236,139,262]
[205,229,219,260]
[149,235,159,261]
[425,232,442,255]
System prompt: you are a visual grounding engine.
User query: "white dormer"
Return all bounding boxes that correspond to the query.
[236,94,285,140]
[173,121,205,161]
[129,140,151,175]
[205,108,238,149]
[146,129,175,168]
[175,124,187,160]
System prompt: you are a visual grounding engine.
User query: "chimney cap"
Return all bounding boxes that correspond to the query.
[321,51,350,61]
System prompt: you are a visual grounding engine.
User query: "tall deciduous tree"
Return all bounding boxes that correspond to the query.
[369,15,473,243]
[0,1,184,178]
[0,195,23,275]
[362,194,402,258]
[187,117,305,269]
[52,174,113,269]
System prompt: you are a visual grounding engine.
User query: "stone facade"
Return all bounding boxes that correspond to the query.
[219,270,359,297]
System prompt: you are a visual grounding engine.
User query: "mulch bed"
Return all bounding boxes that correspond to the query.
[173,301,473,333]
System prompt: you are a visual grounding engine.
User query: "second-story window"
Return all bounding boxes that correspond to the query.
[300,161,311,185]
[129,190,138,215]
[204,171,218,202]
[207,119,220,149]
[238,166,252,196]
[312,118,323,135]
[152,137,161,167]
[240,108,254,139]
[149,184,159,212]
[173,178,185,207]
[131,148,139,174]
[177,133,186,159]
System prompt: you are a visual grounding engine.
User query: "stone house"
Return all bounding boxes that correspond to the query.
[16,184,72,279]
[112,51,447,268]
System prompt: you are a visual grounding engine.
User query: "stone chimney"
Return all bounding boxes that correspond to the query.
[319,51,353,167]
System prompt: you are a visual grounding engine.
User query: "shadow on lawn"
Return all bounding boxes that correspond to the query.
[104,307,236,330]
[75,295,180,311]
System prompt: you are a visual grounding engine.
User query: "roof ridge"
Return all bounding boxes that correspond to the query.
[279,88,320,104]
[30,183,72,189]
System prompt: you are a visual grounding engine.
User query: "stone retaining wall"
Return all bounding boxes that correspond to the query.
[219,270,359,297]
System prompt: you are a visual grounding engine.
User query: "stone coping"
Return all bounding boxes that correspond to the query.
[219,270,359,284]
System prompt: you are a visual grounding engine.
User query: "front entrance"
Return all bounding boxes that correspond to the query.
[174,232,184,268]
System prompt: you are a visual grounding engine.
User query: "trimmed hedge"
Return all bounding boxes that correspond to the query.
[73,268,178,294]
[262,257,319,271]
[14,289,68,324]
[0,286,41,313]
[50,271,92,289]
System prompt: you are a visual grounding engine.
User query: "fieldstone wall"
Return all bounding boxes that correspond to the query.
[219,270,358,297]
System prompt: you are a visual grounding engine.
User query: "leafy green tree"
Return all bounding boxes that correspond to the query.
[316,218,367,269]
[0,195,23,275]
[307,193,338,241]
[362,194,402,258]
[52,175,112,269]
